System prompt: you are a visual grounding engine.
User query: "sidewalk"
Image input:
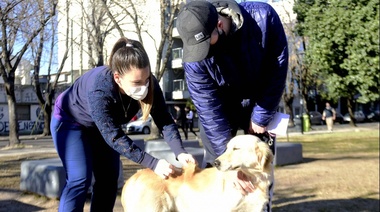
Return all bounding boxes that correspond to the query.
[0,122,378,157]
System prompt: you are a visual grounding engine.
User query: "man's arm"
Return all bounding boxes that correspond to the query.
[184,61,233,156]
[242,2,289,127]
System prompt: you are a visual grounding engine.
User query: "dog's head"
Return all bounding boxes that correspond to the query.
[214,135,273,175]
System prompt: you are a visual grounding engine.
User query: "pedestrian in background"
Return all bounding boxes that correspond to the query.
[322,102,336,132]
[185,106,198,139]
[174,105,188,140]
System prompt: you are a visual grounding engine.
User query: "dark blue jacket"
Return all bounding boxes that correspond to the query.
[183,2,288,156]
[53,66,186,169]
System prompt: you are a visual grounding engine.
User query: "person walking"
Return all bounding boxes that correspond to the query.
[50,37,196,212]
[174,105,188,140]
[176,1,288,211]
[185,106,198,139]
[322,102,336,132]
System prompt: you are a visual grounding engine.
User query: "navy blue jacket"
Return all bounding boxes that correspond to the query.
[183,2,288,156]
[53,66,186,169]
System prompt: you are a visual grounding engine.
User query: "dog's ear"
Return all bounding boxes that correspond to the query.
[256,142,274,171]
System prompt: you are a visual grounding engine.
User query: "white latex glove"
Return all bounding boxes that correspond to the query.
[177,153,197,166]
[154,159,175,179]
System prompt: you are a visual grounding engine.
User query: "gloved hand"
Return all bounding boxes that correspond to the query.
[154,159,175,179]
[177,153,198,166]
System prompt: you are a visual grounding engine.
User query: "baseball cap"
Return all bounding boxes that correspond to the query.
[176,1,218,62]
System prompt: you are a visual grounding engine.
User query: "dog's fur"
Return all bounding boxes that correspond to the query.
[121,134,274,212]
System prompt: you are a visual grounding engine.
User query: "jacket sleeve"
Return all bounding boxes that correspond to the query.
[241,2,289,127]
[184,61,232,156]
[149,76,187,158]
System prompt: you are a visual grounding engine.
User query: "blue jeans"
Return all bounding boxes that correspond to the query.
[51,116,120,212]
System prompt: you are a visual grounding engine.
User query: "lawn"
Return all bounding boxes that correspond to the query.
[277,130,379,154]
[273,129,379,212]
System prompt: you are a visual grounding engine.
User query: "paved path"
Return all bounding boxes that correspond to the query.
[0,122,378,157]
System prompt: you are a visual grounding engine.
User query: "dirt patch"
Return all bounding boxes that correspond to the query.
[0,151,379,212]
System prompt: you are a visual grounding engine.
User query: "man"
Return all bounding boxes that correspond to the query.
[174,105,188,140]
[322,102,336,132]
[176,0,288,211]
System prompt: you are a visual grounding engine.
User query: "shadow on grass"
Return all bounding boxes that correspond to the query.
[273,197,379,212]
[0,199,45,212]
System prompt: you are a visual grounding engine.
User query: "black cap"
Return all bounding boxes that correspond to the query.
[176,1,218,62]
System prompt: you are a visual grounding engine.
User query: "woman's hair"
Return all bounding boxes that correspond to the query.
[109,37,153,121]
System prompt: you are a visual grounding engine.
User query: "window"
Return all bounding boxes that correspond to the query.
[172,48,183,60]
[173,79,187,91]
[17,105,30,120]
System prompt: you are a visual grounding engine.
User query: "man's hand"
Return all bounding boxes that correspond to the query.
[154,159,175,179]
[249,121,266,134]
[177,153,197,166]
[233,171,255,195]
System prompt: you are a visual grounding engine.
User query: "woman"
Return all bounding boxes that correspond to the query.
[51,37,196,212]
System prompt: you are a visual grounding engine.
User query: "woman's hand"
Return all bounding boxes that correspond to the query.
[154,159,175,179]
[233,171,255,195]
[177,153,197,166]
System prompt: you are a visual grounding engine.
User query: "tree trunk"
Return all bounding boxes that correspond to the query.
[6,84,21,147]
[347,98,357,127]
[283,96,295,127]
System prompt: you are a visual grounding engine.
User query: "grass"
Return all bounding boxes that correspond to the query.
[277,130,379,154]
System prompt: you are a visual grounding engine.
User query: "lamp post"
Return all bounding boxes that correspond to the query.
[298,46,305,134]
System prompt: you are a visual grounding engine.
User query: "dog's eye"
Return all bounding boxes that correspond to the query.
[233,147,240,151]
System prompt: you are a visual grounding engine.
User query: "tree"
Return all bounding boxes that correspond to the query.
[303,0,379,125]
[31,0,70,136]
[275,0,299,127]
[0,0,57,147]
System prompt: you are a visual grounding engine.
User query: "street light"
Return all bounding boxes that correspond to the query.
[297,46,305,134]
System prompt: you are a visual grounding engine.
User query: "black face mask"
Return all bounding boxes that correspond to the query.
[209,29,228,56]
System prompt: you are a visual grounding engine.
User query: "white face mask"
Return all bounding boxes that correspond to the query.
[125,81,149,100]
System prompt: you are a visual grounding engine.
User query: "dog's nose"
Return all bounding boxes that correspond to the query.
[214,160,221,168]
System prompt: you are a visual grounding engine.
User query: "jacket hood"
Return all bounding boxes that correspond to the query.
[209,0,244,33]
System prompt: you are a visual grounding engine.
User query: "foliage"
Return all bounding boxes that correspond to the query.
[303,0,379,104]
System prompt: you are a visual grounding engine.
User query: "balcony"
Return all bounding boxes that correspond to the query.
[172,18,180,38]
[172,48,183,69]
[172,79,189,100]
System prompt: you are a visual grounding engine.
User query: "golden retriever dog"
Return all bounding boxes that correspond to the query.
[121,134,274,212]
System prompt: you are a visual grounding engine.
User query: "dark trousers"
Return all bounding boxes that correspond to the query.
[177,122,188,140]
[51,117,119,212]
[186,121,197,137]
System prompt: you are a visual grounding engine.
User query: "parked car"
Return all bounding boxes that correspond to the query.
[334,113,345,124]
[343,111,366,123]
[124,116,152,134]
[309,111,324,125]
[366,110,380,122]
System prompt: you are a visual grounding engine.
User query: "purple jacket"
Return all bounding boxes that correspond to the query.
[183,2,288,156]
